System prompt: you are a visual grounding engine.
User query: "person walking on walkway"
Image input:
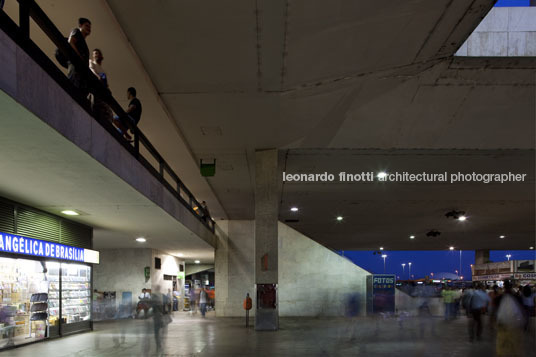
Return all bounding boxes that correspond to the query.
[468,283,490,342]
[68,18,91,95]
[89,48,113,122]
[496,280,526,356]
[199,287,208,318]
[441,285,455,320]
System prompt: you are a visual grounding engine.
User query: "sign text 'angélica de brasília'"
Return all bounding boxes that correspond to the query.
[0,231,99,264]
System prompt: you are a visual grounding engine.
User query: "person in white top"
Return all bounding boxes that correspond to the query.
[136,288,151,318]
[89,48,113,123]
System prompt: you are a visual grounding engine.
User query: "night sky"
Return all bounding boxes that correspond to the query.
[339,250,536,280]
[337,0,536,281]
[495,0,532,6]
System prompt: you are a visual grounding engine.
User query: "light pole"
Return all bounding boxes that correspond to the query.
[506,254,512,261]
[408,262,412,280]
[382,254,388,273]
[402,263,406,277]
[459,250,462,279]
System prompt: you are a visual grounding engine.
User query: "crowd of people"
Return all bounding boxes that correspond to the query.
[446,280,535,356]
[64,17,142,141]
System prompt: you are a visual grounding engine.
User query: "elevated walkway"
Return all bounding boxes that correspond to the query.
[0,2,215,250]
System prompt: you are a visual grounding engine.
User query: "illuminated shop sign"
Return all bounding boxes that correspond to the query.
[0,232,99,264]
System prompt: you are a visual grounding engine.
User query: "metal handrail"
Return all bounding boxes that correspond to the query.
[1,0,215,233]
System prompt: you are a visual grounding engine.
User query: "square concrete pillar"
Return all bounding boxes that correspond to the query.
[475,249,490,265]
[254,149,279,330]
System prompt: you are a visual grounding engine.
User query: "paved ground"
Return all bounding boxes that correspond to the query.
[1,312,534,356]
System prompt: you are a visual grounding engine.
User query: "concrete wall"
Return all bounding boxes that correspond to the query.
[456,7,536,56]
[152,249,185,296]
[94,248,152,306]
[215,220,256,317]
[94,248,184,308]
[215,220,370,317]
[278,223,369,316]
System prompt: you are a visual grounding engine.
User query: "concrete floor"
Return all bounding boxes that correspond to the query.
[1,312,534,356]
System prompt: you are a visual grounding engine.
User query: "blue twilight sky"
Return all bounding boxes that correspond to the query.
[495,0,532,6]
[339,250,536,280]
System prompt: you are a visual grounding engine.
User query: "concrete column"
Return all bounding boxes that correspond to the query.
[254,149,279,330]
[475,249,490,265]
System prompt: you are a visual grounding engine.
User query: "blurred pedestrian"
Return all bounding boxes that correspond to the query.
[150,286,164,354]
[189,287,197,315]
[199,286,208,318]
[68,18,91,95]
[521,285,535,331]
[488,285,500,328]
[496,280,526,356]
[441,285,455,320]
[468,283,490,342]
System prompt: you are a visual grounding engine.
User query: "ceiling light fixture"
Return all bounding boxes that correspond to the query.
[377,172,388,179]
[61,210,79,216]
[194,260,200,264]
[499,235,505,239]
[177,253,184,257]
[290,207,299,212]
[530,247,534,250]
[445,210,466,220]
[449,246,454,250]
[409,235,415,239]
[426,230,441,237]
[135,237,146,243]
[336,216,343,221]
[379,247,384,251]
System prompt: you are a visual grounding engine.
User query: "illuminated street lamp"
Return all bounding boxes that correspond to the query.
[408,262,412,280]
[506,254,512,261]
[402,263,406,276]
[382,254,388,273]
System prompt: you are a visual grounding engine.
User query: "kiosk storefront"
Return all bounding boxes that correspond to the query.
[0,198,99,350]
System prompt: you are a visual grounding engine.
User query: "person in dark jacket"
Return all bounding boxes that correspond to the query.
[67,18,91,95]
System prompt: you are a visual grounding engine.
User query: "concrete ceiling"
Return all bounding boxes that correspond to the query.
[279,149,535,251]
[0,89,214,264]
[102,0,535,250]
[3,0,534,251]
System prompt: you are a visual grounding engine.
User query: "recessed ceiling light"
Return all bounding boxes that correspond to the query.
[194,260,200,264]
[336,216,343,221]
[290,207,299,212]
[177,253,184,257]
[377,172,388,179]
[499,235,505,239]
[458,216,467,221]
[379,247,384,251]
[135,237,146,243]
[449,246,454,250]
[61,210,79,216]
[530,247,534,250]
[409,235,415,239]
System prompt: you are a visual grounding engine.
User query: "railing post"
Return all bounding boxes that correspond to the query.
[19,0,30,38]
[134,129,139,157]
